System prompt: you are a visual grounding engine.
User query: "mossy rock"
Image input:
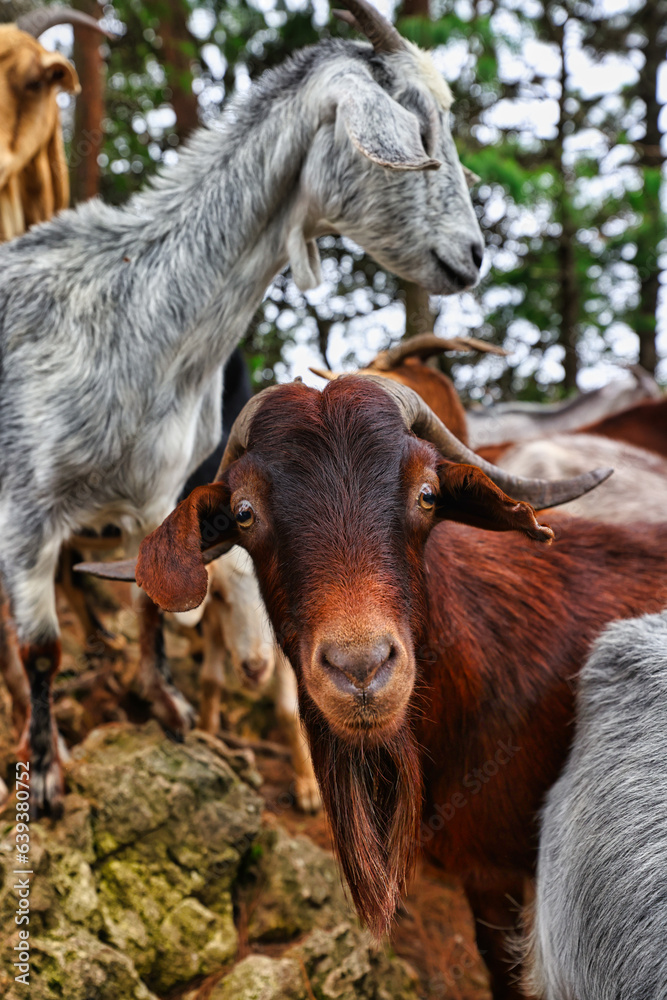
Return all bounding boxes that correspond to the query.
[210,954,307,1000]
[245,826,351,942]
[152,896,238,991]
[0,928,158,1000]
[0,724,264,996]
[287,922,420,1000]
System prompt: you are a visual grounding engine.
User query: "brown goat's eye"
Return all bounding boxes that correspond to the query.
[235,501,255,528]
[418,485,437,512]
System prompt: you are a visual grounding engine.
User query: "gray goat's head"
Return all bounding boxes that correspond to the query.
[287,0,484,295]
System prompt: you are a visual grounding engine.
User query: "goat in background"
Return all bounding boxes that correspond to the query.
[0,7,107,241]
[173,548,321,813]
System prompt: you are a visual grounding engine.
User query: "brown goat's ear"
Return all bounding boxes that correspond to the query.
[435,462,554,543]
[136,483,235,613]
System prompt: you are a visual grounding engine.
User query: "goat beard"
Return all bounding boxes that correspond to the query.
[300,690,422,938]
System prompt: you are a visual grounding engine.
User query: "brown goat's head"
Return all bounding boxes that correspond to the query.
[136,376,610,934]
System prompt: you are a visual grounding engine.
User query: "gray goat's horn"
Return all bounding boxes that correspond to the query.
[333,0,404,53]
[17,5,113,38]
[361,374,613,510]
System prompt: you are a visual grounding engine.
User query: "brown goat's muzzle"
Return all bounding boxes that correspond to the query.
[304,621,415,743]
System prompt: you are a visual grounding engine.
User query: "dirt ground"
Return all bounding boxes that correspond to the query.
[0,575,492,1000]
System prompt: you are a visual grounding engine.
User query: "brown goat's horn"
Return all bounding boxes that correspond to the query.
[309,366,339,381]
[333,0,404,53]
[218,384,284,475]
[368,334,506,371]
[17,6,114,38]
[361,375,613,510]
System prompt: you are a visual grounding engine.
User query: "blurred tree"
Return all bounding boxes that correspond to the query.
[71,0,106,202]
[399,0,437,339]
[406,0,665,400]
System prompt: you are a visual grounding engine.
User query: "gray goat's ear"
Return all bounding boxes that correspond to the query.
[336,79,441,171]
[287,228,323,292]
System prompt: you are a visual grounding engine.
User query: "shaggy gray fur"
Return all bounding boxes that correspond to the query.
[526,610,667,1000]
[0,35,482,645]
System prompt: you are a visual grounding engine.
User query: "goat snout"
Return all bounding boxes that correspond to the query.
[240,655,273,686]
[318,637,397,699]
[469,240,484,272]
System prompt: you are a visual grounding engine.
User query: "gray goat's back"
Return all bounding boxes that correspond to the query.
[526,610,667,1000]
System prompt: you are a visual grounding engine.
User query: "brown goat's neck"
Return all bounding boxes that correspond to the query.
[413,517,667,883]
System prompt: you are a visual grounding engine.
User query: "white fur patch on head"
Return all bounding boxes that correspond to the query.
[405,40,453,110]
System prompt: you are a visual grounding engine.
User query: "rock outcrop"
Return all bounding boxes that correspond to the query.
[0,723,419,1000]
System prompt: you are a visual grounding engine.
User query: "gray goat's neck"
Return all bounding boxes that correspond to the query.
[117,84,318,389]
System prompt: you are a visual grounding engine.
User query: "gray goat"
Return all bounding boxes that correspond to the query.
[0,0,483,812]
[524,610,667,1000]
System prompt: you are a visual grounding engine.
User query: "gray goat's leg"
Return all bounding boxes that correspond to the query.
[2,533,65,816]
[132,586,196,738]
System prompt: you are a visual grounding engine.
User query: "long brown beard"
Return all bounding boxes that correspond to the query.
[301,692,422,937]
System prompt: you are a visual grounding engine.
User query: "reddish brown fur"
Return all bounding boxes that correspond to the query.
[137,378,667,998]
[581,396,667,458]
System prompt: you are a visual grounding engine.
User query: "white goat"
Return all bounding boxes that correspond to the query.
[174,548,320,813]
[0,0,483,813]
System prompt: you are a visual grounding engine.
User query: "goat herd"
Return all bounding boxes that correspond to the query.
[0,2,665,998]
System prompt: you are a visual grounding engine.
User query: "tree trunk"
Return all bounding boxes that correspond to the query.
[400,0,434,339]
[70,0,105,204]
[631,1,665,375]
[555,17,579,392]
[145,0,199,140]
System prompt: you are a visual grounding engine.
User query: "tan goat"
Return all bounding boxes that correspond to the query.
[0,7,106,241]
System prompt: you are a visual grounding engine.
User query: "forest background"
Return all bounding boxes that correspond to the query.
[7,0,667,402]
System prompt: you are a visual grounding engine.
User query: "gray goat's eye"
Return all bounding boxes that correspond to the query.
[235,501,255,528]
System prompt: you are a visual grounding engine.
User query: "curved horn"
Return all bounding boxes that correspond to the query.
[217,384,284,476]
[360,374,613,509]
[333,0,404,53]
[309,366,340,381]
[368,334,506,371]
[17,6,113,38]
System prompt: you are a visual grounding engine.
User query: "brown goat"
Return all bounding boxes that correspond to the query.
[134,376,667,999]
[0,9,106,242]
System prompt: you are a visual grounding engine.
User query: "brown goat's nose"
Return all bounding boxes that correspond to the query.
[318,637,395,696]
